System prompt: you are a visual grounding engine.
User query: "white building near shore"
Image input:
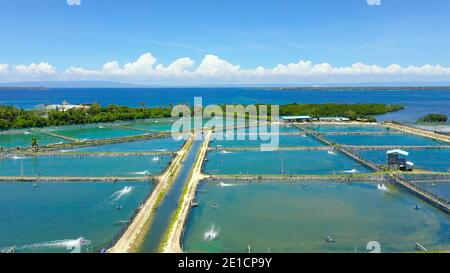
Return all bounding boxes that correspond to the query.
[44,100,91,112]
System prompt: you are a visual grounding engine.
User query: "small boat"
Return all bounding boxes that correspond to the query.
[301,183,308,187]
[191,200,200,207]
[325,235,335,243]
[414,205,421,210]
[211,203,218,208]
[116,205,124,210]
[32,183,38,188]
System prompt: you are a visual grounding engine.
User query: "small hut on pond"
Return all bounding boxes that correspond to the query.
[386,149,414,171]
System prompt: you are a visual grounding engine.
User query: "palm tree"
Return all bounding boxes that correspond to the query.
[31,138,38,150]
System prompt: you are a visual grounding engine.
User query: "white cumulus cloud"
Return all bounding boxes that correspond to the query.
[14,62,56,75]
[67,0,81,6]
[367,0,381,6]
[2,52,450,84]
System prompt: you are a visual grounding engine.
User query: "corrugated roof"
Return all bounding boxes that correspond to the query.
[386,149,409,156]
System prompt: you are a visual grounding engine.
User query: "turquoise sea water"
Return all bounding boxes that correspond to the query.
[356,149,450,172]
[0,155,172,177]
[203,150,371,175]
[0,181,153,253]
[327,133,448,146]
[183,181,450,253]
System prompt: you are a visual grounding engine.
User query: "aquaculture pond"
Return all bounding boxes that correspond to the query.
[0,155,172,177]
[306,124,391,133]
[0,181,153,253]
[0,131,68,148]
[327,133,448,146]
[217,125,302,136]
[183,181,450,253]
[356,149,450,172]
[124,119,176,132]
[203,150,371,175]
[49,125,144,140]
[70,137,185,153]
[412,182,450,201]
[209,134,323,148]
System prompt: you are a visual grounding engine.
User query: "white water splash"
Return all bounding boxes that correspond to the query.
[342,169,359,174]
[131,170,150,175]
[327,150,336,155]
[220,150,232,154]
[204,225,220,241]
[377,183,388,191]
[23,131,32,135]
[110,186,133,202]
[219,182,234,187]
[152,156,160,162]
[10,155,27,160]
[19,237,90,253]
[60,149,78,153]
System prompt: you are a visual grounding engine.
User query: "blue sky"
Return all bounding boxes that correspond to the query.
[1,0,450,84]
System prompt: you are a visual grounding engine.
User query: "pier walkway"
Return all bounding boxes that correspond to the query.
[41,131,79,142]
[387,174,449,214]
[108,134,194,253]
[383,122,450,143]
[295,125,381,171]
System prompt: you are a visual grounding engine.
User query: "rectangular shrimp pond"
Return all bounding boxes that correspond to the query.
[355,149,450,173]
[0,181,153,253]
[306,124,392,133]
[209,134,323,148]
[182,180,450,253]
[47,125,145,141]
[326,133,448,146]
[0,130,68,148]
[203,150,371,175]
[0,154,172,177]
[66,137,185,153]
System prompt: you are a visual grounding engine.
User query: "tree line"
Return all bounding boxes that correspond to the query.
[0,103,403,130]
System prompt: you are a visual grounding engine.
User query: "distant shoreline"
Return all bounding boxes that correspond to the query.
[264,86,450,91]
[1,85,450,91]
[0,87,49,91]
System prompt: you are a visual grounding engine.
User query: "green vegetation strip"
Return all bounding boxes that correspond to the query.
[0,103,403,130]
